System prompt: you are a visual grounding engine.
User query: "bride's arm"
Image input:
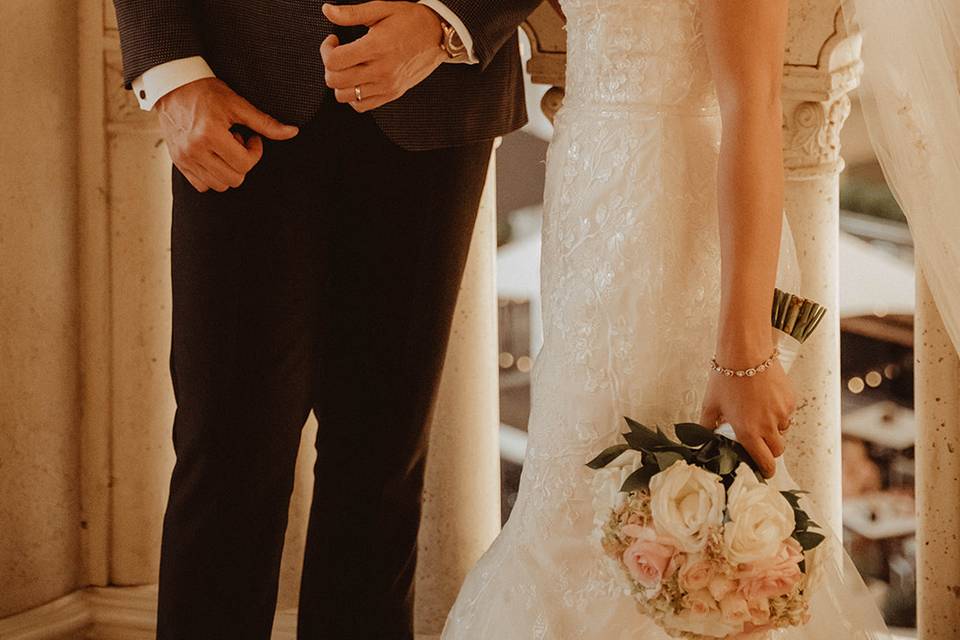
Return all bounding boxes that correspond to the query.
[698,0,795,478]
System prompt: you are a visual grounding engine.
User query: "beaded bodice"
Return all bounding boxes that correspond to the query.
[562,0,718,113]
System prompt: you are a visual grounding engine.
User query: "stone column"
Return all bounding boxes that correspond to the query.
[80,0,176,588]
[77,0,111,587]
[414,151,502,639]
[780,3,862,533]
[91,11,179,585]
[914,269,960,639]
[0,0,82,617]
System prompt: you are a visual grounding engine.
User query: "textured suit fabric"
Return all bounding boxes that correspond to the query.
[112,0,542,150]
[159,103,494,639]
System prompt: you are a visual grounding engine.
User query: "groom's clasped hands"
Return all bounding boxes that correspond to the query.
[321,1,449,112]
[154,1,447,193]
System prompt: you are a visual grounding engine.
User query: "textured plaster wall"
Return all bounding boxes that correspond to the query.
[0,0,82,618]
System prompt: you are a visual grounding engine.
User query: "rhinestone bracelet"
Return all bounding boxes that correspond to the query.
[710,347,780,378]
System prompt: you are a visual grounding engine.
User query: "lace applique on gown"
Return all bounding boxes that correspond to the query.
[444,2,720,638]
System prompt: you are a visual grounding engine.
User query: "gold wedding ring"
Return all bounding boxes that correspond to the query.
[354,85,362,103]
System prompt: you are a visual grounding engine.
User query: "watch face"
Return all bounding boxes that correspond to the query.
[443,23,467,58]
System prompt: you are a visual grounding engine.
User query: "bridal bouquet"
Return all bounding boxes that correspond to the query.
[587,289,828,639]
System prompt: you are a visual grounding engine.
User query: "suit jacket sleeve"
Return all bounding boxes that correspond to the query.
[439,0,544,69]
[113,0,205,88]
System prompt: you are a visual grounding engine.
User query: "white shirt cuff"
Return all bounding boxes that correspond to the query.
[418,0,478,64]
[131,56,216,111]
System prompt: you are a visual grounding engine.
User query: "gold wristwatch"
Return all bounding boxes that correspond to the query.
[439,19,470,63]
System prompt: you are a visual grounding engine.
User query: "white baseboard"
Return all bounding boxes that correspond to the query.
[0,587,438,640]
[0,586,300,640]
[83,586,159,640]
[0,591,89,640]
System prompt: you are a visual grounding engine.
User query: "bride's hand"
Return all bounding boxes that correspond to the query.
[699,351,796,478]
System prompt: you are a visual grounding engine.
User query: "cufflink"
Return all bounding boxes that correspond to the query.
[139,89,146,100]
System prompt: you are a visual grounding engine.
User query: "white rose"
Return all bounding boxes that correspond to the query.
[723,463,796,565]
[649,460,725,553]
[591,449,645,526]
[663,608,738,639]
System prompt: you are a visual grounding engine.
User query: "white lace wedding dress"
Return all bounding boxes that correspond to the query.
[445,1,721,638]
[443,1,890,638]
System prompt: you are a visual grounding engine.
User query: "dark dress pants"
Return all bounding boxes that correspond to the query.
[155,102,493,640]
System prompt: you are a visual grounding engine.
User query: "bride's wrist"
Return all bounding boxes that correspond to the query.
[714,325,775,368]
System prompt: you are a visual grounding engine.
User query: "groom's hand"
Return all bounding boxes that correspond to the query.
[155,78,300,193]
[321,1,447,113]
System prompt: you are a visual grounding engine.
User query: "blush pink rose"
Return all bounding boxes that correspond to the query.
[707,575,736,601]
[678,554,714,592]
[737,538,804,600]
[719,593,752,627]
[666,551,687,578]
[747,597,772,626]
[621,525,679,592]
[684,589,719,617]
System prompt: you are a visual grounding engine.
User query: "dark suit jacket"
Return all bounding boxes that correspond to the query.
[113,0,542,150]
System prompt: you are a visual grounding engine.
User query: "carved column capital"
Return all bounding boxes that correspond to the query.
[782,93,852,178]
[781,4,863,179]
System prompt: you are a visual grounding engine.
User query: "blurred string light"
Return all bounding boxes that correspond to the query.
[865,370,883,388]
[516,356,533,373]
[847,376,866,394]
[844,362,902,395]
[499,351,534,373]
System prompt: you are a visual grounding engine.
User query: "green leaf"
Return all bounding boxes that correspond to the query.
[586,444,630,469]
[794,531,826,551]
[780,491,802,509]
[675,423,715,447]
[695,439,720,462]
[654,450,684,471]
[622,420,667,451]
[623,429,658,452]
[651,425,682,449]
[621,464,658,493]
[705,457,721,475]
[717,446,738,475]
[793,509,810,531]
[655,425,675,444]
[729,441,762,475]
[624,416,652,434]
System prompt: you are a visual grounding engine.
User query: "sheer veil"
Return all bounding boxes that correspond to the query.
[842,0,960,355]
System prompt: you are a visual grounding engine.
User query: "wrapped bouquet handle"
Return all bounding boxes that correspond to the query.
[715,289,827,454]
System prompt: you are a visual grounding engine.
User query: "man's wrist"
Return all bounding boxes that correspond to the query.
[417,0,477,64]
[437,17,470,63]
[132,56,215,111]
